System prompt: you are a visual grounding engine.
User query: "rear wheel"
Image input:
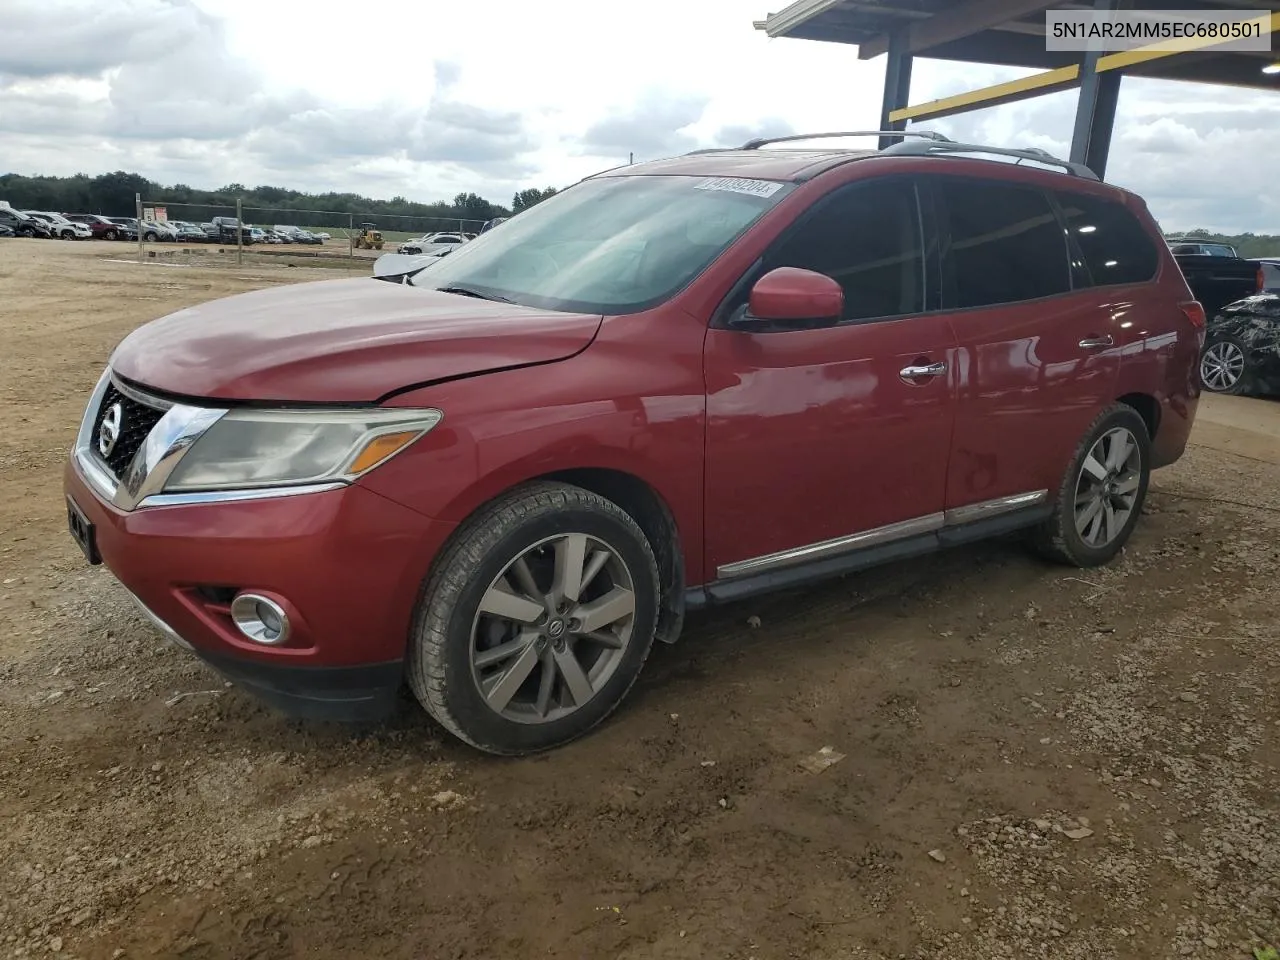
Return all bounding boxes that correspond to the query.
[1031,404,1150,567]
[407,482,660,755]
[1199,337,1249,395]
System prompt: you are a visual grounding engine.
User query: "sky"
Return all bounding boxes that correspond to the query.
[2,0,1279,233]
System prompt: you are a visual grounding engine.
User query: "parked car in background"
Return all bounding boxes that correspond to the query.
[25,211,92,239]
[479,217,508,234]
[64,133,1202,755]
[209,216,254,244]
[397,232,468,255]
[1250,257,1280,294]
[107,217,175,242]
[64,213,130,240]
[315,232,331,241]
[168,221,209,243]
[0,207,53,237]
[1168,236,1263,320]
[1199,293,1280,395]
[274,225,322,243]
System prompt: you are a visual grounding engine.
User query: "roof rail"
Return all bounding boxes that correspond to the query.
[880,138,1099,179]
[739,130,953,150]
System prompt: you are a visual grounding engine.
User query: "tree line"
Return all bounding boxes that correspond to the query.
[0,171,560,228]
[1162,227,1280,259]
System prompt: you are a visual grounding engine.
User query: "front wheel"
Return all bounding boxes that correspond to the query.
[1031,404,1150,567]
[104,228,119,241]
[407,482,660,755]
[1199,337,1250,395]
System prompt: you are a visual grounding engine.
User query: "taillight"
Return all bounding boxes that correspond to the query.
[1179,300,1206,328]
[1256,266,1265,293]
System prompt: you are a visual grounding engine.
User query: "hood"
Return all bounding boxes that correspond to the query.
[110,276,602,403]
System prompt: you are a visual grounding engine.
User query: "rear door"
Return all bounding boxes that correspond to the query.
[929,174,1124,514]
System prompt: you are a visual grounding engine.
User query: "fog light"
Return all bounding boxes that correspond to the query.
[230,593,291,646]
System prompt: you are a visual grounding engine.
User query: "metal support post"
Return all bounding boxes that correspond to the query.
[1070,0,1125,179]
[135,193,144,262]
[235,197,243,265]
[878,31,914,150]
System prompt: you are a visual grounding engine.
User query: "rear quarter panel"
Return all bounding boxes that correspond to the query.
[1115,195,1200,469]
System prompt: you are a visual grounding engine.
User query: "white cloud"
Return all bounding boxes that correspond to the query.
[1,0,1278,232]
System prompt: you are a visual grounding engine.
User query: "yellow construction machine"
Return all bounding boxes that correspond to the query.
[354,223,384,250]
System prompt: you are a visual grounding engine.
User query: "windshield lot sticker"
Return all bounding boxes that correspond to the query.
[694,177,784,199]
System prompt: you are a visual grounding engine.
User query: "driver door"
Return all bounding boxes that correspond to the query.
[702,176,958,582]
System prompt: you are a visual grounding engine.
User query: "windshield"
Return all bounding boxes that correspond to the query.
[420,174,794,314]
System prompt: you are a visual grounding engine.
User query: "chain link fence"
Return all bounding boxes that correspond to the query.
[132,194,488,264]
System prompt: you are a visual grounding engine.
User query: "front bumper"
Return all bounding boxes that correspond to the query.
[127,588,405,721]
[65,458,455,722]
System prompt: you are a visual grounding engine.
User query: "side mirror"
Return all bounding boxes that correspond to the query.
[745,267,843,325]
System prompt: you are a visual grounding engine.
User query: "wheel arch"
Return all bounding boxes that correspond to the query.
[428,467,688,645]
[1116,392,1160,442]
[539,467,686,645]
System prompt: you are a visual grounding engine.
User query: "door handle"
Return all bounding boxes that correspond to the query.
[1078,335,1115,349]
[899,360,947,382]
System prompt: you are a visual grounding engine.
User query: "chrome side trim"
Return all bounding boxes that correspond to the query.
[138,482,346,508]
[716,512,945,580]
[943,489,1048,526]
[714,489,1050,582]
[125,587,193,652]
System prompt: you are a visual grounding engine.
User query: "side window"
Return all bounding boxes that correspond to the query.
[764,179,924,323]
[938,178,1070,309]
[1056,191,1158,285]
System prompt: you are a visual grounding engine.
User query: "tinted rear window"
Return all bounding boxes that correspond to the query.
[938,178,1070,309]
[1057,192,1158,285]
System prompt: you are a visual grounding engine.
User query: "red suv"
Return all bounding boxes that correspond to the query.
[64,133,1203,755]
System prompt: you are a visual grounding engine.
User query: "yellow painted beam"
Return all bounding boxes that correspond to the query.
[1096,10,1279,71]
[889,65,1080,123]
[888,10,1278,123]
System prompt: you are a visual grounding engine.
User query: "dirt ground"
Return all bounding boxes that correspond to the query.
[1,238,1277,960]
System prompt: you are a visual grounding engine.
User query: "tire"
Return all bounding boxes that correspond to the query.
[104,229,118,241]
[61,229,74,240]
[144,231,157,241]
[1199,336,1250,395]
[1031,404,1151,568]
[407,481,660,755]
[18,226,35,238]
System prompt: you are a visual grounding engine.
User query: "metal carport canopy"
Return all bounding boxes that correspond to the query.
[753,1,1280,177]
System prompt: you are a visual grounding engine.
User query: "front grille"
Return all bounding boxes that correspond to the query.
[91,383,166,478]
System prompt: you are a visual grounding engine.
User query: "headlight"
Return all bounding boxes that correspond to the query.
[163,408,442,492]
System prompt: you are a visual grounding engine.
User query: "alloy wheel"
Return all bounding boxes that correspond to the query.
[470,533,637,724]
[1200,341,1245,392]
[1074,426,1142,548]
